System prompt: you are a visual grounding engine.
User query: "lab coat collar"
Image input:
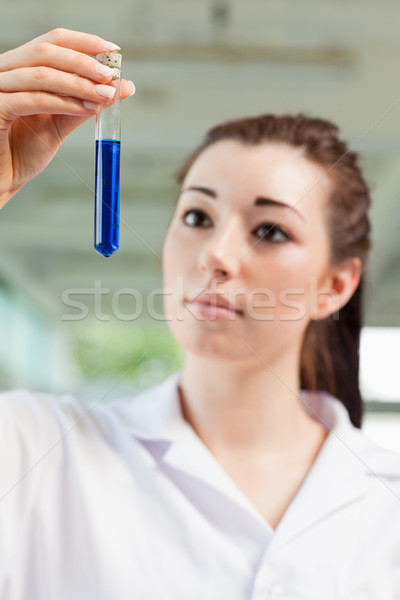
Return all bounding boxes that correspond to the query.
[113,370,400,547]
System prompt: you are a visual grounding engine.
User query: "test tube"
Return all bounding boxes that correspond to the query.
[94,52,122,258]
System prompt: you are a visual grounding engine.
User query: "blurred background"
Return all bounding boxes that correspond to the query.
[0,0,399,450]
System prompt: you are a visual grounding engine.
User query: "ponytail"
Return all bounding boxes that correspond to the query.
[300,280,364,427]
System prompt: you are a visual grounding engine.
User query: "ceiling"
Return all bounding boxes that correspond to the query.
[1,0,400,331]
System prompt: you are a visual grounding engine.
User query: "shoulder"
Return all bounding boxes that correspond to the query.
[306,390,400,511]
[310,389,400,476]
[343,409,400,481]
[109,371,182,436]
[0,370,182,446]
[346,424,400,523]
[0,371,181,459]
[0,388,78,441]
[0,388,126,481]
[360,431,400,492]
[0,387,113,440]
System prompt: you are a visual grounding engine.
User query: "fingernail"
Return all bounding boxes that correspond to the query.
[95,84,116,99]
[95,63,115,77]
[101,40,121,51]
[83,101,99,111]
[127,80,136,97]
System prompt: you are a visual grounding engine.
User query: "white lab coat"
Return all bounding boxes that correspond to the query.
[0,370,399,599]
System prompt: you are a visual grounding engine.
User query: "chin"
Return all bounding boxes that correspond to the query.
[167,321,247,361]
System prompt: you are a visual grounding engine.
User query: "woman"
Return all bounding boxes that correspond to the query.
[0,29,399,600]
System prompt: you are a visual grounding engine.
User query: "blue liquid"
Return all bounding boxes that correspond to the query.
[94,139,120,258]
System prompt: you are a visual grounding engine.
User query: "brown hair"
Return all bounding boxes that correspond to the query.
[175,114,371,428]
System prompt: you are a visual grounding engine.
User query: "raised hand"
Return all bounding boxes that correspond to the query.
[0,28,135,208]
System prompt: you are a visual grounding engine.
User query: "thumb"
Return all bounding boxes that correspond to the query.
[51,113,97,141]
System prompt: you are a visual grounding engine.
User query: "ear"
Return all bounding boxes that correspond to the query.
[312,257,363,321]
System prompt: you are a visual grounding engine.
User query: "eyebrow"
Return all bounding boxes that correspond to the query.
[180,186,305,221]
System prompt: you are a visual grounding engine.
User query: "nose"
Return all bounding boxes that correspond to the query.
[198,217,242,281]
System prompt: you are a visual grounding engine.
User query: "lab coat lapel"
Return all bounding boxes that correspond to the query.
[161,404,377,548]
[269,423,373,550]
[160,422,274,530]
[116,372,274,530]
[115,371,400,549]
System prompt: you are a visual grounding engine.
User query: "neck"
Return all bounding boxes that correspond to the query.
[178,346,319,461]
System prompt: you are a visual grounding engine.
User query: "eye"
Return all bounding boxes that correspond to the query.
[181,209,212,227]
[253,222,291,243]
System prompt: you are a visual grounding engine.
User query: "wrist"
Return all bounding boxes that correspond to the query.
[0,186,20,209]
[0,192,11,209]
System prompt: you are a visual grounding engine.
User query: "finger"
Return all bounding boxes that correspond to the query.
[0,67,118,104]
[21,27,120,57]
[46,114,96,141]
[84,79,135,109]
[0,43,119,85]
[121,79,135,99]
[0,91,100,121]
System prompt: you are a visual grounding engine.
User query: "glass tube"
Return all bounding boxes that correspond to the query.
[94,52,122,258]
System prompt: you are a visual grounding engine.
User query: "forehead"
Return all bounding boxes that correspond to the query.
[183,140,332,208]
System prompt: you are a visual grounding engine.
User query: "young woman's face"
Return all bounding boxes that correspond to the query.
[162,140,335,363]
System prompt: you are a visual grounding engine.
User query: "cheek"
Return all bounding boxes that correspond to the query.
[245,247,329,323]
[162,228,192,319]
[163,218,203,283]
[248,246,323,288]
[161,234,172,280]
[162,227,182,279]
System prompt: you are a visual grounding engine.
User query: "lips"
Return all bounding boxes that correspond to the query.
[186,293,244,316]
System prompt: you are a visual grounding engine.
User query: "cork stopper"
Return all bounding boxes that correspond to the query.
[95,52,122,69]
